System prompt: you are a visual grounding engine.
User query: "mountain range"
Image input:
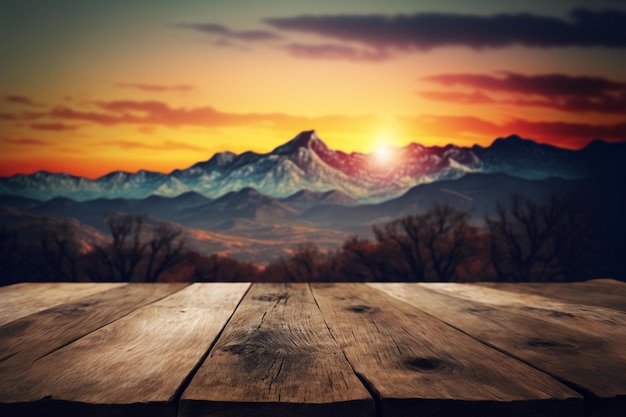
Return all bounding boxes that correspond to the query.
[1,131,624,263]
[0,130,612,202]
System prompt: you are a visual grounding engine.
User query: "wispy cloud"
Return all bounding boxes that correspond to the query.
[116,83,194,93]
[420,72,626,114]
[265,9,626,51]
[7,94,623,149]
[176,22,388,61]
[45,99,378,137]
[411,114,626,147]
[5,95,44,107]
[283,42,388,62]
[30,123,80,131]
[49,100,308,128]
[2,137,49,146]
[175,23,281,42]
[99,139,207,152]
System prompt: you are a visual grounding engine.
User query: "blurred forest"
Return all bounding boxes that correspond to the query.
[0,194,623,285]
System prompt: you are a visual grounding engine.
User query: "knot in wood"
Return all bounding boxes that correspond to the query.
[346,305,378,314]
[405,356,443,371]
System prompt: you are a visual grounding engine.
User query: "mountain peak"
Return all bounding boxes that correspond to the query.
[491,134,533,146]
[271,130,327,155]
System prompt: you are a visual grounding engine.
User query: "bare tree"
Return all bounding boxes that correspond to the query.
[486,195,564,282]
[191,253,258,282]
[88,214,145,281]
[38,220,81,281]
[144,222,185,282]
[280,243,323,282]
[374,204,474,281]
[487,194,606,282]
[88,214,188,282]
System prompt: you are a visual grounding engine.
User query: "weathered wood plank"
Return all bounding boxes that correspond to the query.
[180,283,375,417]
[371,283,626,416]
[0,282,125,327]
[421,282,626,333]
[478,279,626,312]
[0,283,250,417]
[313,283,581,417]
[0,283,186,370]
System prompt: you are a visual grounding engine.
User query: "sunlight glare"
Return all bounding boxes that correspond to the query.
[375,146,392,164]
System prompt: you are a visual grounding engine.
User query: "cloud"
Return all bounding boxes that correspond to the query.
[265,9,626,50]
[176,22,388,61]
[50,100,311,129]
[2,137,49,146]
[5,95,44,107]
[116,83,194,93]
[419,91,496,105]
[47,99,377,137]
[411,114,626,147]
[420,72,626,113]
[0,113,18,120]
[30,123,80,131]
[0,111,46,121]
[14,95,623,149]
[283,42,388,62]
[99,139,207,152]
[176,23,281,42]
[423,72,626,97]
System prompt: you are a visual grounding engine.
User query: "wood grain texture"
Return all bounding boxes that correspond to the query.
[421,282,626,333]
[371,283,626,416]
[180,283,375,417]
[0,283,249,417]
[0,282,125,326]
[478,279,626,312]
[0,283,186,371]
[313,283,582,417]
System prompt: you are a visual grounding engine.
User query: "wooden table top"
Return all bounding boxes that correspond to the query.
[0,280,624,417]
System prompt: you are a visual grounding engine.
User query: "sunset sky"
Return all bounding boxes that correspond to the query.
[1,0,625,178]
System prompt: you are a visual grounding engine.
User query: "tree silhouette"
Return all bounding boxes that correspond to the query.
[88,214,185,282]
[373,204,474,281]
[487,194,606,282]
[144,222,185,282]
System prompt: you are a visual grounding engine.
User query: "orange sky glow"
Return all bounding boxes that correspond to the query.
[1,0,625,178]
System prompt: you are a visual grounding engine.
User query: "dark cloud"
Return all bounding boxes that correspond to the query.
[423,72,626,97]
[421,72,626,113]
[30,123,79,131]
[176,23,281,42]
[116,83,194,93]
[284,42,388,62]
[5,95,44,107]
[265,9,626,50]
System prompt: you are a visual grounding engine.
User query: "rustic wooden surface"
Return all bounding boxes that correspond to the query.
[0,282,125,327]
[0,280,624,417]
[180,283,374,417]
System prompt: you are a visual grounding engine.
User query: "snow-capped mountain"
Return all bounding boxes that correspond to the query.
[0,130,616,202]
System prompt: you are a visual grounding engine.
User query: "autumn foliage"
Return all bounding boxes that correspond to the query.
[0,195,620,285]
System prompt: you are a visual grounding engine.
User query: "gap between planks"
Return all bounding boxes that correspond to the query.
[369,282,626,417]
[311,283,582,417]
[0,283,250,417]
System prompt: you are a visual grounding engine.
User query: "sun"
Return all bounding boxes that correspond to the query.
[374,146,392,164]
